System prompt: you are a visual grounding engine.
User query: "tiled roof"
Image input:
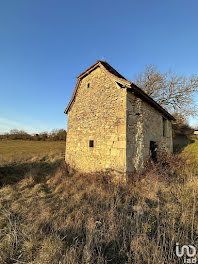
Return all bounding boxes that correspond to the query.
[64,60,175,120]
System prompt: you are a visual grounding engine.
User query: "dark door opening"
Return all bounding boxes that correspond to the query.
[150,141,157,162]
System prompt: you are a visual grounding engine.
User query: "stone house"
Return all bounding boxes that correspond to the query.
[64,60,174,178]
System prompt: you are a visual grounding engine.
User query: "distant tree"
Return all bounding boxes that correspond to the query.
[9,129,31,140]
[170,113,194,137]
[10,129,21,138]
[56,129,67,141]
[40,132,48,141]
[50,129,66,141]
[135,65,198,119]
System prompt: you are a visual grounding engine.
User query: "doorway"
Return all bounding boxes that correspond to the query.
[150,141,157,162]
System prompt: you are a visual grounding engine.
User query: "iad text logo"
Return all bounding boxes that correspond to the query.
[176,243,197,263]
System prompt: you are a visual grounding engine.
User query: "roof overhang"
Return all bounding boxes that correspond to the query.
[64,60,175,121]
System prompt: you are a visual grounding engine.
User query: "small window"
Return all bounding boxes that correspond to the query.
[87,83,90,88]
[163,117,166,137]
[89,140,94,148]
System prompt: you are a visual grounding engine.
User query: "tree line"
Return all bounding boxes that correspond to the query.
[0,129,66,141]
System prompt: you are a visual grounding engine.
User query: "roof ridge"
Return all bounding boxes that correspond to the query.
[64,60,175,120]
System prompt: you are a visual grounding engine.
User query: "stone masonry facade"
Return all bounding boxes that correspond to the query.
[65,61,173,179]
[126,92,172,173]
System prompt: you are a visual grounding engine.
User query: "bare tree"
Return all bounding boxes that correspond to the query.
[134,65,198,118]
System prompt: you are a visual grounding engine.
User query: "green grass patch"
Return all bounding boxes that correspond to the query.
[183,138,198,163]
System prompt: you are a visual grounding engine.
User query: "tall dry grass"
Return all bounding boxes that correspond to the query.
[0,152,197,263]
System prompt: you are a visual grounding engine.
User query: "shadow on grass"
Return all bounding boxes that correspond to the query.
[173,135,195,153]
[0,159,64,187]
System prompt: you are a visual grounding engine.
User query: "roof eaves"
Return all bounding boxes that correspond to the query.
[77,61,100,79]
[64,79,81,114]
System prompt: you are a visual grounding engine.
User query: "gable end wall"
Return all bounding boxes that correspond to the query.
[66,67,127,176]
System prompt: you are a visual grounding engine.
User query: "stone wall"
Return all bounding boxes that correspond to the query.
[126,91,173,173]
[65,66,173,178]
[65,67,127,176]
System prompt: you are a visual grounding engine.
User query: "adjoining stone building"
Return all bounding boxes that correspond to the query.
[64,60,174,178]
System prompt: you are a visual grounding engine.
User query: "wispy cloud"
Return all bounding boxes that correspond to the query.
[0,117,39,134]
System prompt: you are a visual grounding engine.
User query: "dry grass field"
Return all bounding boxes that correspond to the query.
[0,139,197,263]
[0,140,65,165]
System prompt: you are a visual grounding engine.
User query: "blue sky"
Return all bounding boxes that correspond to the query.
[0,0,198,133]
